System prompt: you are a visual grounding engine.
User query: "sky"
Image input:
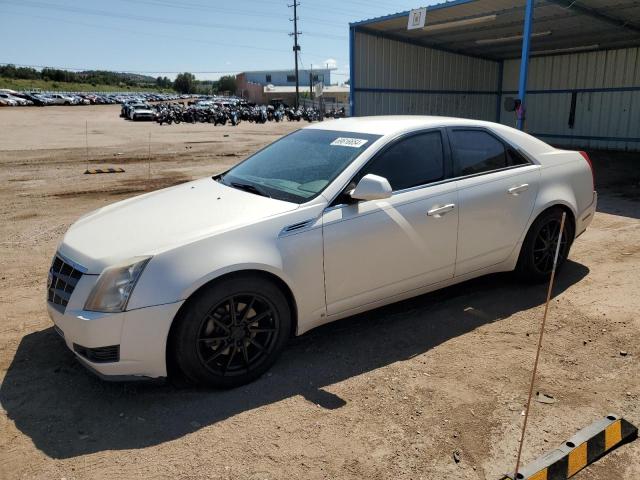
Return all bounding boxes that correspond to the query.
[0,0,441,83]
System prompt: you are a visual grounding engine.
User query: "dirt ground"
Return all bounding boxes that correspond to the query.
[0,105,639,480]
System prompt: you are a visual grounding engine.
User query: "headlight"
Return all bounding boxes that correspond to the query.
[84,257,151,313]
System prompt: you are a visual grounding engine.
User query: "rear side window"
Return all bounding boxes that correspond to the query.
[361,131,445,191]
[507,147,529,167]
[450,129,513,176]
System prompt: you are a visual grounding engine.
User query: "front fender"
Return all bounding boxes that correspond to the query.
[128,233,287,310]
[180,261,296,301]
[126,207,327,335]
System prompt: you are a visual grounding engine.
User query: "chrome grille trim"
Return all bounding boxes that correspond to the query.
[56,251,88,273]
[47,254,85,312]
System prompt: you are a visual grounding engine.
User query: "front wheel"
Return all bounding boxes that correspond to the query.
[170,275,291,388]
[515,207,574,283]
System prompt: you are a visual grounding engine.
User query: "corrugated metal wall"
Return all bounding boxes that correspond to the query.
[353,30,499,120]
[500,47,640,151]
[352,28,639,151]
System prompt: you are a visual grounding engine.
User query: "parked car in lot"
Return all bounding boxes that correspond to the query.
[47,116,597,387]
[0,92,32,106]
[0,93,19,106]
[46,93,77,105]
[128,103,155,121]
[16,92,49,106]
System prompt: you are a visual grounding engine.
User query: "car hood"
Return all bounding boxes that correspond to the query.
[59,177,298,273]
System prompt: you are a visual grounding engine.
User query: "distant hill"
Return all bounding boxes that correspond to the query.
[76,70,158,84]
[0,64,174,91]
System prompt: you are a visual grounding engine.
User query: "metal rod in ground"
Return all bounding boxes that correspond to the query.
[85,120,89,172]
[514,212,566,478]
[148,132,151,184]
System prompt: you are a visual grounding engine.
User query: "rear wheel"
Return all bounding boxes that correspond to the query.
[170,275,291,388]
[516,207,574,283]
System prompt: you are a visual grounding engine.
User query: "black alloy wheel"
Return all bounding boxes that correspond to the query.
[516,207,574,283]
[170,275,291,388]
[196,293,279,377]
[532,217,569,275]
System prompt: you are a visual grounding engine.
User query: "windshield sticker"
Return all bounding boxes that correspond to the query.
[330,137,369,148]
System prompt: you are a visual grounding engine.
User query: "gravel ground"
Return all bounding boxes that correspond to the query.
[0,105,638,480]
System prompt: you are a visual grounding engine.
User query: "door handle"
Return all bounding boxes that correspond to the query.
[427,203,456,217]
[508,184,529,195]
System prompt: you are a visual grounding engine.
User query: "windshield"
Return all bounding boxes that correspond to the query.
[219,129,381,203]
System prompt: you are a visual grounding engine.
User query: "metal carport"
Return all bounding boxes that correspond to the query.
[349,0,640,151]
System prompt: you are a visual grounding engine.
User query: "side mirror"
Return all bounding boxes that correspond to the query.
[349,174,392,201]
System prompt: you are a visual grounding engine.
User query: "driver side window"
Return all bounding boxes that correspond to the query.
[358,131,445,192]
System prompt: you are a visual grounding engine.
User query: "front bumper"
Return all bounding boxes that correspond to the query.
[47,298,183,379]
[133,112,155,120]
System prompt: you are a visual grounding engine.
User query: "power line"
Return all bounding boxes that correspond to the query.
[1,0,347,40]
[116,0,348,30]
[1,10,347,67]
[243,0,370,19]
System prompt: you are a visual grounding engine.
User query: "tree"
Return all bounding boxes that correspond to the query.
[216,75,236,94]
[156,76,172,89]
[174,72,196,94]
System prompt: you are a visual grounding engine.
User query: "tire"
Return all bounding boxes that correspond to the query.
[515,207,575,283]
[170,274,292,388]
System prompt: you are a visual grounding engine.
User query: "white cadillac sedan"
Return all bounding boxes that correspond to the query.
[47,116,597,387]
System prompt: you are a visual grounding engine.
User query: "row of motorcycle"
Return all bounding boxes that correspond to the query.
[151,103,345,126]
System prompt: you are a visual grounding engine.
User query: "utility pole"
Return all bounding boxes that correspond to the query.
[288,1,301,108]
[310,63,313,101]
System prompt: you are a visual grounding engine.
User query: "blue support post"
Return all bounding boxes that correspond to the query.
[517,0,535,130]
[349,25,356,117]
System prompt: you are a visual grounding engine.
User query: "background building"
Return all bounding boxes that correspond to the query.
[236,68,341,105]
[349,0,640,151]
[263,85,350,108]
[237,68,332,87]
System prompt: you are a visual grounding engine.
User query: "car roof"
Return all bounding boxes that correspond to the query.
[306,115,555,154]
[306,115,503,136]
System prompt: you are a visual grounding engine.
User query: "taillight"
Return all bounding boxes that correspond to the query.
[579,151,595,190]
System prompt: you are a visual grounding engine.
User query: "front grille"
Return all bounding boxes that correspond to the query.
[48,255,84,312]
[73,343,120,363]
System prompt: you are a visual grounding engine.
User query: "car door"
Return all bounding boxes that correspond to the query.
[447,127,540,277]
[322,129,459,316]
